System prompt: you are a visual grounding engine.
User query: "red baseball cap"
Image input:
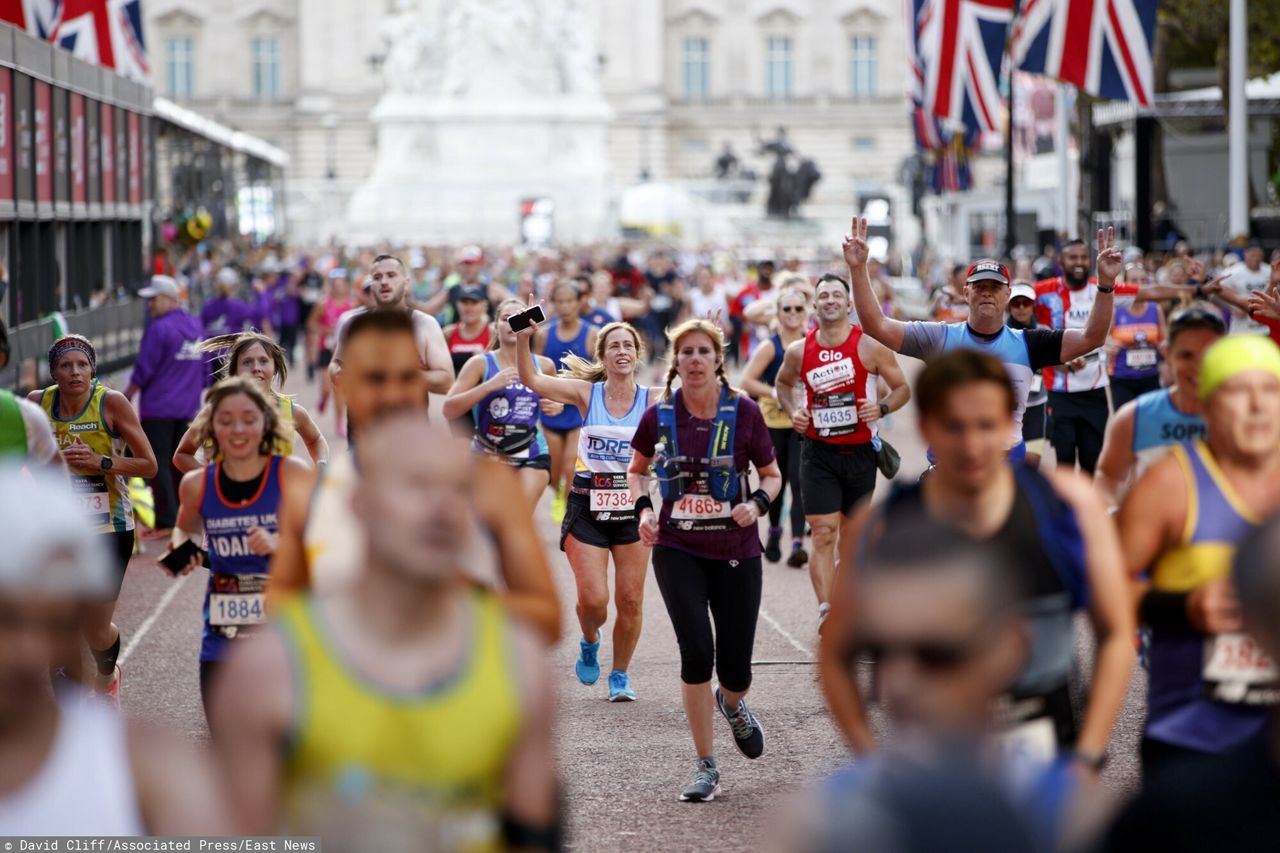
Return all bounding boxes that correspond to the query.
[966,259,1010,285]
[458,245,484,264]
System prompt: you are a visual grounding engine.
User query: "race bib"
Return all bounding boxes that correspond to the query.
[589,473,635,520]
[1203,633,1280,705]
[71,475,110,527]
[209,593,267,627]
[996,715,1057,766]
[811,392,860,437]
[1126,347,1157,370]
[669,492,733,532]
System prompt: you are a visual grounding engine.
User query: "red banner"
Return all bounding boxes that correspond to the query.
[34,80,50,203]
[0,68,11,203]
[127,110,140,204]
[70,92,85,204]
[100,100,114,204]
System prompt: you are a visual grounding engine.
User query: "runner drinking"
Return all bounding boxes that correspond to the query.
[627,319,782,802]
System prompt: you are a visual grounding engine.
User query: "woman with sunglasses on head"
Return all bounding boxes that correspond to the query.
[30,335,159,702]
[514,312,653,702]
[443,298,564,513]
[172,332,328,474]
[167,376,312,724]
[739,286,809,568]
[627,319,782,803]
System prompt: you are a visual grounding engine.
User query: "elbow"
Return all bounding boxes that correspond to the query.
[139,458,159,479]
[441,399,465,420]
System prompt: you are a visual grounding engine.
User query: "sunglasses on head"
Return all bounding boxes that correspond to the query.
[1169,307,1227,335]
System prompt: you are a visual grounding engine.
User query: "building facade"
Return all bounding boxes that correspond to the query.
[145,0,913,244]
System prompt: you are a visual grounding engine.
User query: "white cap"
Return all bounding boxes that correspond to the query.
[0,466,113,596]
[137,275,180,299]
[214,267,240,287]
[1009,283,1036,302]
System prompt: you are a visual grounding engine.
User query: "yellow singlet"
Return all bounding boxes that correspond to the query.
[276,590,523,852]
[40,381,132,533]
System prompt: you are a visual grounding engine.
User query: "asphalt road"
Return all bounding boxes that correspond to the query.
[103,354,1148,850]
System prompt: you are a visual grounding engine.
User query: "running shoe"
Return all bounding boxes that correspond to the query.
[786,544,808,568]
[550,485,567,524]
[575,636,601,685]
[818,602,832,635]
[764,527,782,563]
[608,670,636,702]
[679,758,721,803]
[715,687,765,759]
[96,665,121,709]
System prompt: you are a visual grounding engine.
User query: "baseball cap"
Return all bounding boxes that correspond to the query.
[457,285,486,302]
[1009,283,1036,302]
[0,466,113,596]
[214,267,240,287]
[458,245,484,264]
[138,275,180,299]
[966,259,1010,285]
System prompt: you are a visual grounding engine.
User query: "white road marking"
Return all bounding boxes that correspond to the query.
[758,606,813,659]
[118,574,192,669]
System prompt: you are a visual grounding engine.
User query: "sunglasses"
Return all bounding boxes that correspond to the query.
[855,623,995,672]
[1168,308,1227,335]
[779,305,807,314]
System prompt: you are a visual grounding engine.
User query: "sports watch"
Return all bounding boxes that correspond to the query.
[100,455,113,471]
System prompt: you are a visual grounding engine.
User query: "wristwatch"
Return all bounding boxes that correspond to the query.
[100,455,113,471]
[878,403,889,418]
[1096,284,1115,293]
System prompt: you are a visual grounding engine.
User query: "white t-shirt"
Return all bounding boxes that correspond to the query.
[1225,265,1272,335]
[18,397,58,464]
[689,286,730,324]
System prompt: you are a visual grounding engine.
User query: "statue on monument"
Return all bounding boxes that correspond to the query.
[440,0,558,98]
[380,0,443,94]
[755,127,821,219]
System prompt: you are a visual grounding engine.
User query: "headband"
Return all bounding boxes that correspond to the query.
[48,338,97,377]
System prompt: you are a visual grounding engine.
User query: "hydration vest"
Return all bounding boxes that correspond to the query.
[653,388,741,503]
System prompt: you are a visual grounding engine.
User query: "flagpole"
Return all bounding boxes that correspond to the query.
[1004,69,1017,257]
[1228,0,1248,240]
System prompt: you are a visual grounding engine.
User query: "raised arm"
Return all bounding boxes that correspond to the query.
[845,216,906,351]
[1060,227,1121,362]
[513,319,591,413]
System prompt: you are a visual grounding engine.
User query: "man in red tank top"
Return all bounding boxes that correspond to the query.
[775,274,910,624]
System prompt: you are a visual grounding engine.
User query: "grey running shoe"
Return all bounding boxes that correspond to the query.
[679,758,721,802]
[716,688,765,759]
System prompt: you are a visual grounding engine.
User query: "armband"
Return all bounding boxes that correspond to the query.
[1095,284,1115,294]
[1139,589,1195,633]
[750,488,771,516]
[634,495,654,515]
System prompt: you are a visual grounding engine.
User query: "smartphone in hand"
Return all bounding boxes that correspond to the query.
[159,539,208,575]
[507,304,546,333]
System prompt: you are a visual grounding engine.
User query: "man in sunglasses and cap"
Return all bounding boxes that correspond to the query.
[847,219,1124,463]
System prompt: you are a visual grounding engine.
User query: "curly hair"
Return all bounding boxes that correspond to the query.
[660,318,738,402]
[188,377,287,459]
[560,322,646,384]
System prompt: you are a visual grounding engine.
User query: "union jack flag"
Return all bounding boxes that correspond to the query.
[917,0,1015,135]
[1010,0,1158,106]
[0,0,149,83]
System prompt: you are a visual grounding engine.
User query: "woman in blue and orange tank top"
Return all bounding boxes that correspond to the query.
[1108,273,1165,409]
[443,299,564,513]
[166,376,311,722]
[515,314,653,702]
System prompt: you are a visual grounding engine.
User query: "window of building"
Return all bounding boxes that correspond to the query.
[683,37,709,99]
[253,37,280,100]
[166,37,194,98]
[765,36,793,99]
[850,35,877,97]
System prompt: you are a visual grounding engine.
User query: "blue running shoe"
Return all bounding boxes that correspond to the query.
[575,636,601,685]
[608,670,636,702]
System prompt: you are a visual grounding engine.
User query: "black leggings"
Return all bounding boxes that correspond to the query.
[199,659,224,725]
[653,546,762,692]
[767,427,805,538]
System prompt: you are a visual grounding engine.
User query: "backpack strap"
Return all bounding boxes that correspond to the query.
[1014,466,1089,611]
[706,387,740,501]
[654,394,684,500]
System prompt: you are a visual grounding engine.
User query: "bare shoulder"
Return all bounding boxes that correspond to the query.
[279,455,317,486]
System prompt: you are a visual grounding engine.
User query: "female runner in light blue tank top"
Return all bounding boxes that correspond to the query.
[515,310,654,703]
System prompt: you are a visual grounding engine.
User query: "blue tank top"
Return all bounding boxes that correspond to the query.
[1131,389,1206,477]
[198,456,282,662]
[760,333,786,386]
[1145,443,1267,753]
[941,323,1035,449]
[472,353,549,461]
[540,319,592,430]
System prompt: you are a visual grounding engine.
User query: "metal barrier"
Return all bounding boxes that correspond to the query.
[2,299,147,393]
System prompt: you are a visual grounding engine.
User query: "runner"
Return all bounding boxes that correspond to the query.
[1107,276,1165,410]
[166,376,310,721]
[172,332,329,473]
[1094,305,1225,509]
[740,285,809,567]
[820,350,1134,769]
[306,268,356,432]
[124,275,205,538]
[627,318,782,802]
[1117,335,1280,779]
[213,417,558,848]
[269,310,561,644]
[444,298,561,512]
[441,284,492,435]
[30,335,159,700]
[774,274,910,619]
[202,267,271,339]
[0,318,57,464]
[514,315,651,701]
[1005,281,1049,469]
[330,253,454,403]
[0,467,225,835]
[535,279,599,522]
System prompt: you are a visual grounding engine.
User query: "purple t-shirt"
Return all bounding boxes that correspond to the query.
[201,297,262,338]
[632,392,775,560]
[129,309,205,419]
